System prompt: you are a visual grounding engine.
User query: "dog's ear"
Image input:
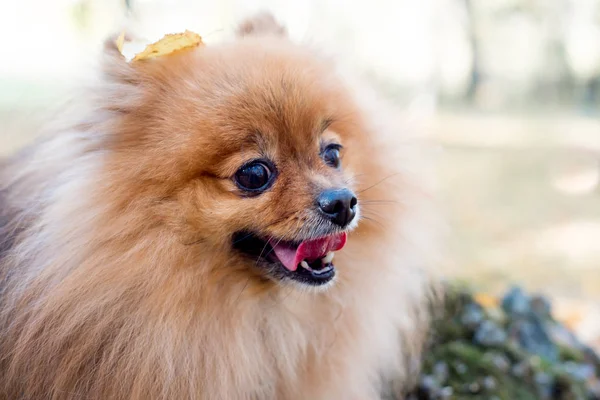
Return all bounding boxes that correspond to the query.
[94,32,146,114]
[236,12,287,37]
[100,31,141,86]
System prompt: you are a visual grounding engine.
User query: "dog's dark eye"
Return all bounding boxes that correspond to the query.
[322,144,342,168]
[234,161,274,192]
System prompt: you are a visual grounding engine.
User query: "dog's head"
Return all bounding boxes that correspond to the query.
[101,14,371,288]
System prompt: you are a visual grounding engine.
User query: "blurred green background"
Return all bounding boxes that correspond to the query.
[1,0,599,348]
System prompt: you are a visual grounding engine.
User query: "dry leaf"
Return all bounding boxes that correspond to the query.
[132,30,203,62]
[115,32,126,54]
[474,293,500,309]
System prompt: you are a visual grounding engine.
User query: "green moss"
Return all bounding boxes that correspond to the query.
[422,341,537,399]
[558,345,586,363]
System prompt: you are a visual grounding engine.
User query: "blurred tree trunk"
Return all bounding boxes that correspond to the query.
[464,0,480,104]
[583,77,600,110]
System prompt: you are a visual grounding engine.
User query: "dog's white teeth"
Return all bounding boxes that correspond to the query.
[300,260,311,271]
[312,265,333,275]
[321,251,334,264]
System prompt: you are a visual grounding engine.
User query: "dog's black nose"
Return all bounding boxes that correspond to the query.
[317,188,358,227]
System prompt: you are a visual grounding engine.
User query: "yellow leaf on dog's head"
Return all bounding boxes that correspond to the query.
[132,30,203,62]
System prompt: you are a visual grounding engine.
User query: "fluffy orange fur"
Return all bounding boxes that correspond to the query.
[0,14,438,400]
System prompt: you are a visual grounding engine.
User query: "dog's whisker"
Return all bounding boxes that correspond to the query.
[262,235,286,260]
[255,235,273,267]
[356,173,400,194]
[360,199,399,205]
[233,277,251,305]
[360,208,386,219]
[232,232,256,245]
[359,215,385,229]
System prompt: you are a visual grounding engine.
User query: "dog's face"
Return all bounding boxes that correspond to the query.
[106,24,367,288]
[226,102,359,287]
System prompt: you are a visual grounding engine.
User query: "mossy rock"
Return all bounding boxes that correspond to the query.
[407,284,600,400]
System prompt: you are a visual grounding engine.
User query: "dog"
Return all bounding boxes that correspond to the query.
[0,13,438,400]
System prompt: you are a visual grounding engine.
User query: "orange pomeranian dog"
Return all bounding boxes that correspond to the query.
[0,13,438,400]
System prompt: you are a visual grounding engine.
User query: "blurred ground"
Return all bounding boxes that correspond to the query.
[433,111,600,299]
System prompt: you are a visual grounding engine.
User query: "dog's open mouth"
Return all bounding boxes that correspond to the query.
[232,231,347,286]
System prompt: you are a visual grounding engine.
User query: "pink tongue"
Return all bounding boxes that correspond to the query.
[269,233,347,272]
